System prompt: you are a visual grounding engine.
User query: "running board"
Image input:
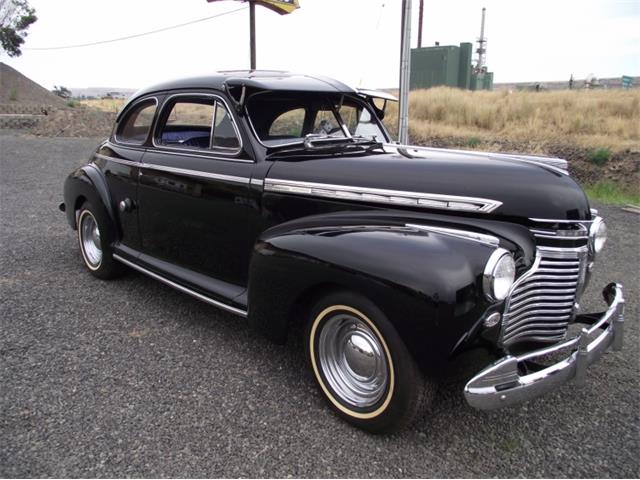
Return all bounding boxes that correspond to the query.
[113,254,248,317]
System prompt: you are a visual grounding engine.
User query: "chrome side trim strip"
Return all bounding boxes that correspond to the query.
[265,178,502,213]
[113,254,248,317]
[406,224,499,246]
[139,163,250,184]
[148,147,255,163]
[94,153,139,167]
[97,155,251,184]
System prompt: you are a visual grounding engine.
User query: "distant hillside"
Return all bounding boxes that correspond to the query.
[0,63,65,106]
[494,76,639,91]
[70,87,137,99]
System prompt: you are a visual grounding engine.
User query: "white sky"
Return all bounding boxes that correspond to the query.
[1,0,638,90]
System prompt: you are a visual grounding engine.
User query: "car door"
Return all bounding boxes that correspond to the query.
[137,92,254,297]
[95,96,159,253]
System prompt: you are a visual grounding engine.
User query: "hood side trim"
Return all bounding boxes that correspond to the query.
[264,178,502,214]
[383,143,569,175]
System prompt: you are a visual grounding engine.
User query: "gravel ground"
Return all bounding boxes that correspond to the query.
[1,133,638,478]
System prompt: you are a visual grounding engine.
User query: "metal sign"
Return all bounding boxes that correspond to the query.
[207,0,299,15]
[622,75,633,89]
[256,0,299,15]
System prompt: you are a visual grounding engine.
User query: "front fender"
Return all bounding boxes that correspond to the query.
[248,220,513,372]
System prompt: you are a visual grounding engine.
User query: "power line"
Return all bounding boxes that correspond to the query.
[25,7,247,51]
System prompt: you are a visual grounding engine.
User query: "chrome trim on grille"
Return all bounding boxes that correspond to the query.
[465,284,624,410]
[405,224,499,246]
[530,224,589,240]
[529,217,594,224]
[265,178,502,213]
[500,246,588,347]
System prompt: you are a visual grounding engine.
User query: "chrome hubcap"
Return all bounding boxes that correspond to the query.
[317,313,389,408]
[80,212,102,267]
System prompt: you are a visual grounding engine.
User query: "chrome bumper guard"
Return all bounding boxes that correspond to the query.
[464,283,625,410]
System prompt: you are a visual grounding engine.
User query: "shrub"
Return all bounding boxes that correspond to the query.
[589,148,611,166]
[467,136,481,148]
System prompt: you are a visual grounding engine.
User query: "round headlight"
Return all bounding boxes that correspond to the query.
[483,249,516,302]
[590,218,607,254]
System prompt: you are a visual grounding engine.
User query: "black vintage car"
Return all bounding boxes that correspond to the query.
[61,71,624,433]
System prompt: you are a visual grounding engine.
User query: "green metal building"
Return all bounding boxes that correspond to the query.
[410,42,493,91]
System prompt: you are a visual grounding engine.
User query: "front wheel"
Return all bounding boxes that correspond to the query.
[306,291,433,433]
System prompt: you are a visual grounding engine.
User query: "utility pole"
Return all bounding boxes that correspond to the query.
[206,1,299,70]
[249,1,256,69]
[398,0,412,144]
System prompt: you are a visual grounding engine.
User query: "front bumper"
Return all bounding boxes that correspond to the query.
[464,283,625,410]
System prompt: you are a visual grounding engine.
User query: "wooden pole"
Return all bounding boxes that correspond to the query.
[249,1,256,69]
[417,0,424,48]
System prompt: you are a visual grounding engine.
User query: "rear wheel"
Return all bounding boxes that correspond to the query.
[306,291,432,433]
[77,202,123,279]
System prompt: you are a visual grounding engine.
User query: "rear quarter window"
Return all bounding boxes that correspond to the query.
[115,99,157,145]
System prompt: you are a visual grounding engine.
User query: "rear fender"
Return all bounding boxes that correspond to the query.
[63,164,118,238]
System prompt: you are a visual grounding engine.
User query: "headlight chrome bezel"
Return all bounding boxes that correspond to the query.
[589,216,607,257]
[483,248,516,302]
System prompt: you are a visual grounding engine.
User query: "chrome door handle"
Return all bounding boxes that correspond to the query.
[119,198,134,213]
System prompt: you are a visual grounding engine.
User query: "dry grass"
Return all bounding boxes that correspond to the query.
[383,87,640,152]
[80,98,127,113]
[81,90,640,152]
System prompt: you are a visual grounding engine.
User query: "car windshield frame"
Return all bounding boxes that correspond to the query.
[245,91,390,149]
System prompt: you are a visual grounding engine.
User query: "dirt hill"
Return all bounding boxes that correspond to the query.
[0,62,65,106]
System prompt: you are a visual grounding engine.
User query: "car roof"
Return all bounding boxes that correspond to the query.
[128,70,356,101]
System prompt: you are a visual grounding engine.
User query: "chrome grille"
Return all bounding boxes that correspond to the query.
[501,246,588,346]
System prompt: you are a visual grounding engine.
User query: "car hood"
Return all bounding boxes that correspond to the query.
[265,148,591,221]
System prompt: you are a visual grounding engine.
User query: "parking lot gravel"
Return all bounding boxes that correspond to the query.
[0,132,638,478]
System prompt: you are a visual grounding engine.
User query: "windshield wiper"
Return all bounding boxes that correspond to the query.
[266,134,383,159]
[303,133,380,150]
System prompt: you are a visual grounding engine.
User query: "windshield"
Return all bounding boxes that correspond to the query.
[246,92,388,147]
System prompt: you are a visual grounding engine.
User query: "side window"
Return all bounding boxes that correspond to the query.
[115,99,157,144]
[156,96,240,152]
[312,108,344,136]
[338,105,359,134]
[268,108,305,138]
[158,98,215,149]
[340,106,380,138]
[338,103,385,139]
[211,103,240,150]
